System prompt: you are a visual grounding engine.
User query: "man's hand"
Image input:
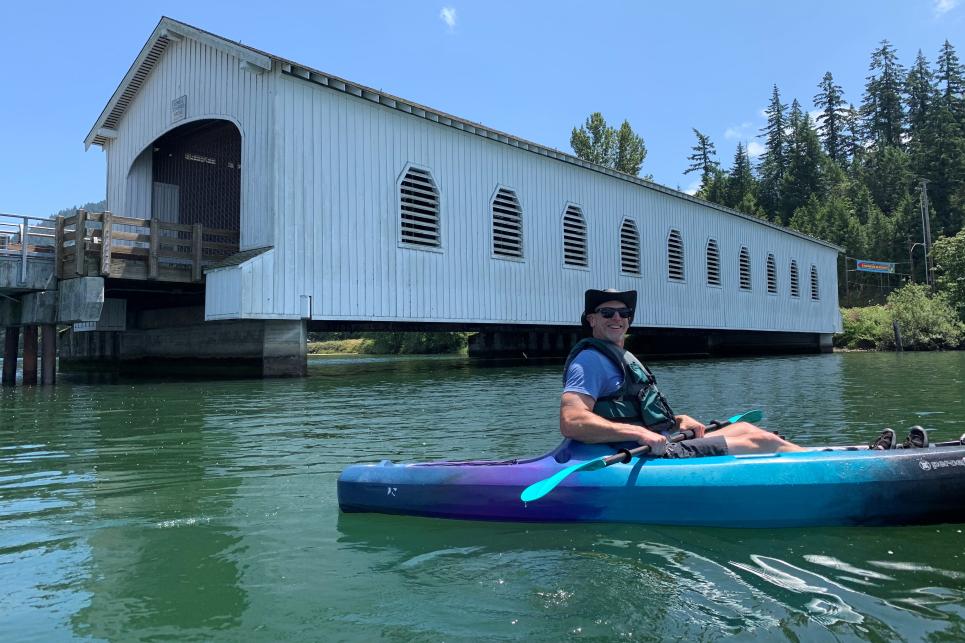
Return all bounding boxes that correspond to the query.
[675,415,706,438]
[635,427,668,456]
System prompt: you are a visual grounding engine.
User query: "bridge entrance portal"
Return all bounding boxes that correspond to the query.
[151,119,241,232]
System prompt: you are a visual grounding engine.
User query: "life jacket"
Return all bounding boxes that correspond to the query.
[563,338,677,433]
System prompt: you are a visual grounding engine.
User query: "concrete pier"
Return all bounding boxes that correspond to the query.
[60,306,307,378]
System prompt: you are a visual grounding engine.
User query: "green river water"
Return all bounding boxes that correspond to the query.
[1,351,964,641]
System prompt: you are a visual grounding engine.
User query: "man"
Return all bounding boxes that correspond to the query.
[559,288,805,457]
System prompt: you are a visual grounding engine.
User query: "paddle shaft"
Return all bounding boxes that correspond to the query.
[602,429,695,466]
[602,415,750,466]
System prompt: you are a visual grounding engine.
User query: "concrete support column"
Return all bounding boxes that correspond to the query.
[22,326,38,385]
[262,320,308,378]
[41,325,56,385]
[3,327,20,386]
[818,333,834,354]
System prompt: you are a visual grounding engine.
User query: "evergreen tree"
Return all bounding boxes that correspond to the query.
[781,112,827,224]
[758,85,787,219]
[905,50,935,141]
[726,142,757,210]
[861,40,906,149]
[842,103,864,164]
[814,72,848,164]
[684,128,719,185]
[862,145,912,215]
[614,120,647,175]
[935,40,965,101]
[697,168,729,206]
[570,113,648,176]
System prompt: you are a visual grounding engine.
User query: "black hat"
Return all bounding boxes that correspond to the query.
[581,288,637,330]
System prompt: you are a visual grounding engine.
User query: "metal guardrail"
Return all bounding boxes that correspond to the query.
[0,212,57,285]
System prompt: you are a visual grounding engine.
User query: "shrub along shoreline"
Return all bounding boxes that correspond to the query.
[308,332,471,356]
[837,284,964,351]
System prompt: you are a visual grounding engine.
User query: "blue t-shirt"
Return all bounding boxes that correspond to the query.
[563,349,622,401]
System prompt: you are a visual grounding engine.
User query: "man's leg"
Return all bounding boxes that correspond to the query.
[711,421,804,454]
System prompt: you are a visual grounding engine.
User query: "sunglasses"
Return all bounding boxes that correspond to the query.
[594,307,633,319]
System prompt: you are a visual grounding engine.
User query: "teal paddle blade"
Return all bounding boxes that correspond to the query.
[520,456,607,503]
[728,409,762,425]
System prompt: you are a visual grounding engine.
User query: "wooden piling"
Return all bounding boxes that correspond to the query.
[149,217,159,279]
[41,325,56,385]
[54,216,65,279]
[74,209,87,276]
[2,327,20,386]
[100,211,113,276]
[22,326,37,385]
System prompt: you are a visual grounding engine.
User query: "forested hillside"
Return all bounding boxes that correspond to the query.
[683,40,964,304]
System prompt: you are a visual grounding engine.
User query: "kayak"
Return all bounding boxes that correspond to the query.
[337,439,965,528]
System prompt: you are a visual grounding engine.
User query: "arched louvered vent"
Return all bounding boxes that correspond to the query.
[492,187,523,259]
[739,246,752,291]
[790,260,801,298]
[620,219,640,275]
[562,205,588,267]
[766,253,778,294]
[706,239,721,286]
[667,229,684,281]
[810,265,820,300]
[399,167,440,247]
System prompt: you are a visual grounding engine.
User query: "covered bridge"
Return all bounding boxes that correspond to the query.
[42,17,841,376]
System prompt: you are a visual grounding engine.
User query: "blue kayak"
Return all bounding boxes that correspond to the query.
[337,440,965,528]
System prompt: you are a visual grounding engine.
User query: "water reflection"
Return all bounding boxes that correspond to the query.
[336,514,965,640]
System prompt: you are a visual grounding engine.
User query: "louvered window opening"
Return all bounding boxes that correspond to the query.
[790,261,800,297]
[400,168,440,247]
[620,219,640,275]
[706,239,721,286]
[563,205,588,267]
[492,188,523,258]
[766,253,778,294]
[667,229,685,281]
[739,247,752,291]
[810,265,820,300]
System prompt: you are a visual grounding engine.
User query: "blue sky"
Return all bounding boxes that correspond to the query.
[1,1,962,215]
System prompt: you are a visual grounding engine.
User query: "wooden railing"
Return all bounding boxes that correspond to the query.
[0,213,58,285]
[57,210,240,283]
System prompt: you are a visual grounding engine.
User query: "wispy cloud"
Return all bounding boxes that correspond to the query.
[683,179,701,196]
[935,0,958,15]
[440,6,457,30]
[724,122,754,140]
[747,141,765,158]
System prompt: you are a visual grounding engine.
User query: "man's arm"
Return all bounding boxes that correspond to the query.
[559,392,668,452]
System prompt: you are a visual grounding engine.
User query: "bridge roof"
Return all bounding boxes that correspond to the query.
[85,17,843,253]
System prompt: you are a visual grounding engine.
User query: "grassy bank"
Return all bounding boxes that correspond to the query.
[307,332,471,355]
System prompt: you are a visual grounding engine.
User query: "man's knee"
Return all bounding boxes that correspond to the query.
[724,426,787,454]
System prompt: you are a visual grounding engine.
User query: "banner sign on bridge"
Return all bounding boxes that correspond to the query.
[855,260,895,274]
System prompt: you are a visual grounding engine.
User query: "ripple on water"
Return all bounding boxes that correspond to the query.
[1,352,964,641]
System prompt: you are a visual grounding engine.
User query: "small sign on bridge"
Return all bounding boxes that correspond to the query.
[855,260,895,274]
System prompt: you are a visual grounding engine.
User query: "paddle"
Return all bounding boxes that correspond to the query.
[520,409,764,503]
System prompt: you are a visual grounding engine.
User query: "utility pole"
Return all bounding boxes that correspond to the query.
[919,178,934,287]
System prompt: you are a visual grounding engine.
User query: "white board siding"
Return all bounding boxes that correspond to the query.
[99,29,841,334]
[104,36,274,250]
[238,74,839,333]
